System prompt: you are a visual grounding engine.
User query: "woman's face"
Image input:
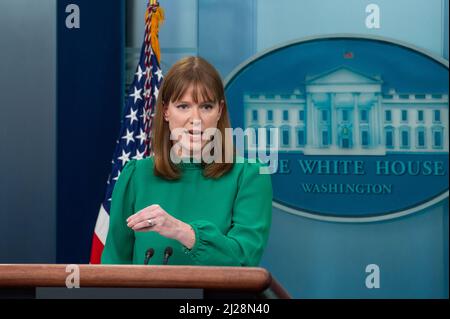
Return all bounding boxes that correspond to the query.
[164,85,223,154]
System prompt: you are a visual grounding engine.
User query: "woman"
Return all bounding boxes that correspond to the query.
[101,56,272,266]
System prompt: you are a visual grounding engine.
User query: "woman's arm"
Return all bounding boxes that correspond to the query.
[184,161,273,266]
[101,161,137,264]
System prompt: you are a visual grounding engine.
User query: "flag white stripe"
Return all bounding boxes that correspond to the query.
[94,204,110,245]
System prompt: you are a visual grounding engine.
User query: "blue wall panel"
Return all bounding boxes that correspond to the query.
[199,0,257,77]
[57,0,124,263]
[260,204,447,298]
[256,0,444,56]
[0,0,56,263]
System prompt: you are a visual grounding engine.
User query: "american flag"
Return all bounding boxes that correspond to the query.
[90,2,164,264]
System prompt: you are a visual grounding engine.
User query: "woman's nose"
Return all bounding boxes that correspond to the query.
[190,106,201,121]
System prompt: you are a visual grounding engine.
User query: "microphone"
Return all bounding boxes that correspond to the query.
[163,246,173,265]
[144,248,154,265]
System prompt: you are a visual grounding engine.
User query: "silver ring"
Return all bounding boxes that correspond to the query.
[147,219,154,227]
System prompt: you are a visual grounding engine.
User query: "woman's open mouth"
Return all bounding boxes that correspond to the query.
[187,129,203,141]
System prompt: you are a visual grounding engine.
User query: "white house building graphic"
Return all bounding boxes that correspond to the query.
[243,67,448,155]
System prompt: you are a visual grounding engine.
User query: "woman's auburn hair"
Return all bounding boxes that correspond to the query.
[152,56,235,180]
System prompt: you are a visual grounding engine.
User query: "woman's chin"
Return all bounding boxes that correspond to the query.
[178,142,206,155]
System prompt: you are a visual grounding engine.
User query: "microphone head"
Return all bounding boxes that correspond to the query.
[164,246,173,256]
[145,248,154,258]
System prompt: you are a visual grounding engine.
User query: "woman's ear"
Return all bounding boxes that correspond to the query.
[163,103,169,122]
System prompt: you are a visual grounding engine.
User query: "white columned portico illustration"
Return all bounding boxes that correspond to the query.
[353,92,360,149]
[331,93,337,147]
[243,66,448,156]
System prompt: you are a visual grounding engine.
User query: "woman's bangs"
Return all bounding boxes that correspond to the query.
[169,77,219,104]
[191,80,219,104]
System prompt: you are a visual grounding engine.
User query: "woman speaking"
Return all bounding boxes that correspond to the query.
[101,56,272,266]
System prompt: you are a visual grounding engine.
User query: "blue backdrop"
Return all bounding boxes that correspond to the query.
[57,0,125,263]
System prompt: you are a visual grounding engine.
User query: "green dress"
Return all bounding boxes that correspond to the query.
[101,156,273,266]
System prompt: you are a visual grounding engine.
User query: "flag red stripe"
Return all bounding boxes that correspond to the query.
[89,233,104,264]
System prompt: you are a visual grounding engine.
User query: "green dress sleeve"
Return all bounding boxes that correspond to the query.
[184,161,273,266]
[101,160,137,264]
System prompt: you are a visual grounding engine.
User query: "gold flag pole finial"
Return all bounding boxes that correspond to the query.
[145,1,165,64]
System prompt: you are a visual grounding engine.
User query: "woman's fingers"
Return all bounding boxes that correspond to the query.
[125,204,178,237]
[129,210,181,240]
[126,205,160,227]
[132,216,162,232]
[128,204,160,221]
[131,219,153,231]
[127,212,155,228]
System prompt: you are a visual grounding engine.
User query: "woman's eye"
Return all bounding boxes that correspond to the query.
[177,104,189,109]
[201,104,213,110]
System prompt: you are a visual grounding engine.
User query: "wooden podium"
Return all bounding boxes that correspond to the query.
[0,264,291,299]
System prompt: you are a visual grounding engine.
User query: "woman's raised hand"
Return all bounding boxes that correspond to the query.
[126,204,195,249]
